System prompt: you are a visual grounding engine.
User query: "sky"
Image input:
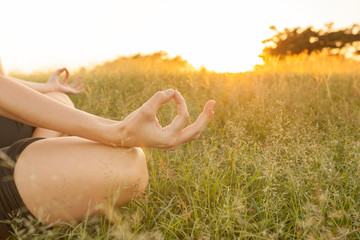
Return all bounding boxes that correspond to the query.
[1,0,360,73]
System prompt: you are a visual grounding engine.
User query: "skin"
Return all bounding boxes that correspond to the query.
[5,68,84,94]
[0,59,215,225]
[0,69,215,149]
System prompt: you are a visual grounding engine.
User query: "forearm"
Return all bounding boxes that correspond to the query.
[0,108,34,126]
[0,75,118,145]
[7,76,55,93]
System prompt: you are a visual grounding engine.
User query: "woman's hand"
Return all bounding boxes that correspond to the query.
[114,89,215,150]
[47,68,84,94]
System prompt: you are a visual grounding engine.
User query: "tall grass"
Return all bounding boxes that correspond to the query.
[10,53,360,239]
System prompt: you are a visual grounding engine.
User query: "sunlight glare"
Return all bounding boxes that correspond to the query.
[2,0,359,73]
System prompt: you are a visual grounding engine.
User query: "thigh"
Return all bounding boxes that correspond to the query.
[13,136,147,225]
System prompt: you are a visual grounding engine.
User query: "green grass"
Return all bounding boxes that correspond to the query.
[9,54,360,239]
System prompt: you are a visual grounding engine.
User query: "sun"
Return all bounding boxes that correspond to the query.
[175,34,266,73]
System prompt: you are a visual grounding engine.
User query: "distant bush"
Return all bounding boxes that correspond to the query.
[91,51,194,75]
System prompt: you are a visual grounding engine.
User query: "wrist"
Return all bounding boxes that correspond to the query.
[97,119,127,147]
[45,82,58,92]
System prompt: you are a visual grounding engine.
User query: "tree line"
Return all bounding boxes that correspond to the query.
[261,23,360,58]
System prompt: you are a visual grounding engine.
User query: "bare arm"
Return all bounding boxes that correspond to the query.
[7,68,84,94]
[0,75,113,143]
[0,58,54,93]
[6,76,53,93]
[0,75,215,149]
[7,76,62,93]
[0,59,50,92]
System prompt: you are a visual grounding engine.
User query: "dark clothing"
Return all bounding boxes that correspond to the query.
[0,116,36,148]
[0,117,42,239]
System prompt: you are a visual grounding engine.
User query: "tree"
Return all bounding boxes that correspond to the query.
[261,23,360,58]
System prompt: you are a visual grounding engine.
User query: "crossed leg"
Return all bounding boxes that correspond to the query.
[0,58,149,225]
[13,137,148,225]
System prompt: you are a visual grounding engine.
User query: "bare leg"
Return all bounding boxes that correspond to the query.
[13,137,148,225]
[32,92,75,138]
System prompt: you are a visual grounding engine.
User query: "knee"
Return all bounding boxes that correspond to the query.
[98,147,148,213]
[44,92,75,108]
[128,147,149,196]
[111,147,148,199]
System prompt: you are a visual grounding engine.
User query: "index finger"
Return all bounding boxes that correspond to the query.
[141,89,175,118]
[60,68,70,83]
[167,90,190,132]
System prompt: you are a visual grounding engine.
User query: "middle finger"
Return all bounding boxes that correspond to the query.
[168,91,190,132]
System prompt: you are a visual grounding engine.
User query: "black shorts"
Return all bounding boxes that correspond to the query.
[0,116,36,148]
[0,137,44,239]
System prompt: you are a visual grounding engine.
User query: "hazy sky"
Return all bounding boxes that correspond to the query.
[1,0,360,73]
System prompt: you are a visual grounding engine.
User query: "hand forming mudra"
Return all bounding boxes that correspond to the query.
[46,68,84,94]
[115,89,215,150]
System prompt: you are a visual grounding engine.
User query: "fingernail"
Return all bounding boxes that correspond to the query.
[165,89,174,95]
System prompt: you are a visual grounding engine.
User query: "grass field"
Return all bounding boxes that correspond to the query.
[10,53,360,239]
